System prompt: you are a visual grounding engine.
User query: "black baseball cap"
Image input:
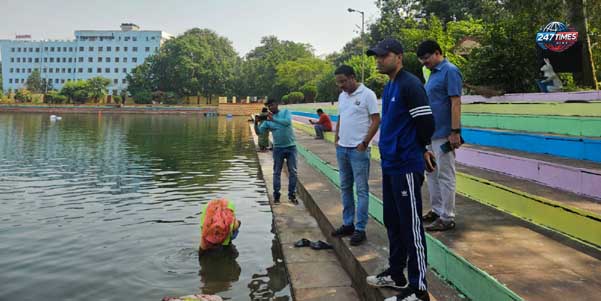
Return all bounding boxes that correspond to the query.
[366,38,404,56]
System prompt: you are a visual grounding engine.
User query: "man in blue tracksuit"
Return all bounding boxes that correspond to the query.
[365,38,436,301]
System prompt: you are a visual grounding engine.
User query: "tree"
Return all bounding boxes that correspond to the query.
[15,89,32,102]
[316,66,339,103]
[300,84,318,102]
[60,80,89,104]
[87,77,111,102]
[565,0,598,88]
[0,61,3,92]
[26,69,43,93]
[241,36,314,100]
[275,57,331,95]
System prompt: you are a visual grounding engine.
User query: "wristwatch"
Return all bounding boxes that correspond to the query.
[451,128,462,134]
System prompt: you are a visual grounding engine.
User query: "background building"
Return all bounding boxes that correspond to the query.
[0,23,171,94]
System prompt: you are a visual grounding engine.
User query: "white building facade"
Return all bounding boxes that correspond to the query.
[0,24,171,94]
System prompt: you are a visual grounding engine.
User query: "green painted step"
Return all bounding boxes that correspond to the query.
[462,114,601,137]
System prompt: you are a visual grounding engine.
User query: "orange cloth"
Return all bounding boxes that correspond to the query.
[201,199,235,248]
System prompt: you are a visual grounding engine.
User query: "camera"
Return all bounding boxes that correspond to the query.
[255,114,268,122]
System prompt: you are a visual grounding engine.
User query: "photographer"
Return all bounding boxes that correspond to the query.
[256,107,270,151]
[254,99,298,204]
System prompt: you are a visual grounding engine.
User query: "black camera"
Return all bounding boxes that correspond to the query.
[255,114,268,122]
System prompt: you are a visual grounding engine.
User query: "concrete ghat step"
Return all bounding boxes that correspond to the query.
[292,125,601,301]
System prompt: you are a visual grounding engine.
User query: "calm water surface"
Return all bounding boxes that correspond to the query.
[0,113,290,301]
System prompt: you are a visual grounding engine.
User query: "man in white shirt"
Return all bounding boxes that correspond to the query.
[331,65,381,246]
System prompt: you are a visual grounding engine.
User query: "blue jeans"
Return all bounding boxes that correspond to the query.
[273,146,297,199]
[336,145,370,231]
[314,124,325,138]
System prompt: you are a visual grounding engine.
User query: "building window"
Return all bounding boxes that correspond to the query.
[133,37,137,41]
[145,47,150,52]
[34,58,39,63]
[49,69,53,73]
[115,57,120,63]
[50,47,54,52]
[133,47,138,52]
[105,68,110,73]
[62,58,66,63]
[17,58,21,63]
[68,58,72,63]
[89,46,94,51]
[56,68,60,73]
[17,47,21,52]
[67,68,71,73]
[123,57,128,63]
[116,46,120,52]
[36,48,40,52]
[9,68,13,73]
[122,68,127,73]
[113,79,118,84]
[132,57,137,63]
[61,79,65,83]
[45,47,48,51]
[114,68,119,73]
[49,58,54,63]
[55,79,59,84]
[98,57,103,62]
[28,48,33,52]
[16,68,20,73]
[79,46,84,51]
[28,68,32,73]
[10,58,14,62]
[9,79,12,84]
[11,47,15,52]
[124,46,128,51]
[124,36,130,41]
[28,58,32,62]
[43,68,47,73]
[44,58,48,63]
[97,68,102,73]
[106,57,111,63]
[107,46,111,52]
[69,47,73,52]
[122,79,127,84]
[78,68,83,73]
[88,57,93,62]
[99,46,103,52]
[78,57,83,62]
[57,47,61,52]
[88,68,92,73]
[21,78,25,83]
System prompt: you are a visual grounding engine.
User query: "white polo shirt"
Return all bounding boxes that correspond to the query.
[337,83,379,148]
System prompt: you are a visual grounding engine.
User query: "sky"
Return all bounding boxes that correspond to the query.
[0,0,380,57]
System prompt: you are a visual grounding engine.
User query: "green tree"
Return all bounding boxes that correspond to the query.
[275,57,330,95]
[286,91,304,104]
[26,69,43,93]
[300,84,318,102]
[60,80,89,104]
[15,89,32,102]
[44,91,67,104]
[241,36,314,100]
[315,66,339,103]
[87,77,111,103]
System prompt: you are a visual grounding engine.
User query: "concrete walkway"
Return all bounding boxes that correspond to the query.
[292,125,601,301]
[250,125,360,301]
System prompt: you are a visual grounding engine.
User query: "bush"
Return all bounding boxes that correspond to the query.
[300,84,317,102]
[365,73,389,98]
[44,91,67,104]
[133,90,153,104]
[15,89,32,102]
[112,95,122,104]
[281,94,290,104]
[287,91,304,104]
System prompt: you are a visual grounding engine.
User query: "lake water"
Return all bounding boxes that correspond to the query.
[0,113,290,301]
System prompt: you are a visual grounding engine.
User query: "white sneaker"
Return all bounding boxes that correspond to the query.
[366,268,407,289]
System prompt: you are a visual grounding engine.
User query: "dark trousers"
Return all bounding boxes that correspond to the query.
[383,172,428,291]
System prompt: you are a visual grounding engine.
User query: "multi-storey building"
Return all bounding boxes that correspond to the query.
[0,23,171,94]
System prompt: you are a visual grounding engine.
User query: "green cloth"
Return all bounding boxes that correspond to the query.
[422,65,431,83]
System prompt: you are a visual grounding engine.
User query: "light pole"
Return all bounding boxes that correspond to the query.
[347,7,365,83]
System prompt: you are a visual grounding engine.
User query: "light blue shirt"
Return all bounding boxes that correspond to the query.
[255,109,296,148]
[424,59,462,139]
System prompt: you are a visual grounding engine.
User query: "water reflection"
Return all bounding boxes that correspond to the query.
[198,245,242,295]
[248,238,290,301]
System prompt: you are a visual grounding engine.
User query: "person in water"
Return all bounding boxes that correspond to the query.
[199,199,241,253]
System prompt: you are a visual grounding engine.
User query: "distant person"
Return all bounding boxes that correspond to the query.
[330,65,380,246]
[254,99,298,204]
[366,38,435,301]
[199,199,241,254]
[417,40,463,232]
[309,108,333,139]
[257,107,271,151]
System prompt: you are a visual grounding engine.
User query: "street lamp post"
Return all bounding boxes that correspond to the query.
[347,8,365,83]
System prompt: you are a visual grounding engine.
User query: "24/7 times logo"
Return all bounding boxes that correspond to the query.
[536,21,578,52]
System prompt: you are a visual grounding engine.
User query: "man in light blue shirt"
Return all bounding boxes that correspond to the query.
[254,99,297,204]
[417,40,463,232]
